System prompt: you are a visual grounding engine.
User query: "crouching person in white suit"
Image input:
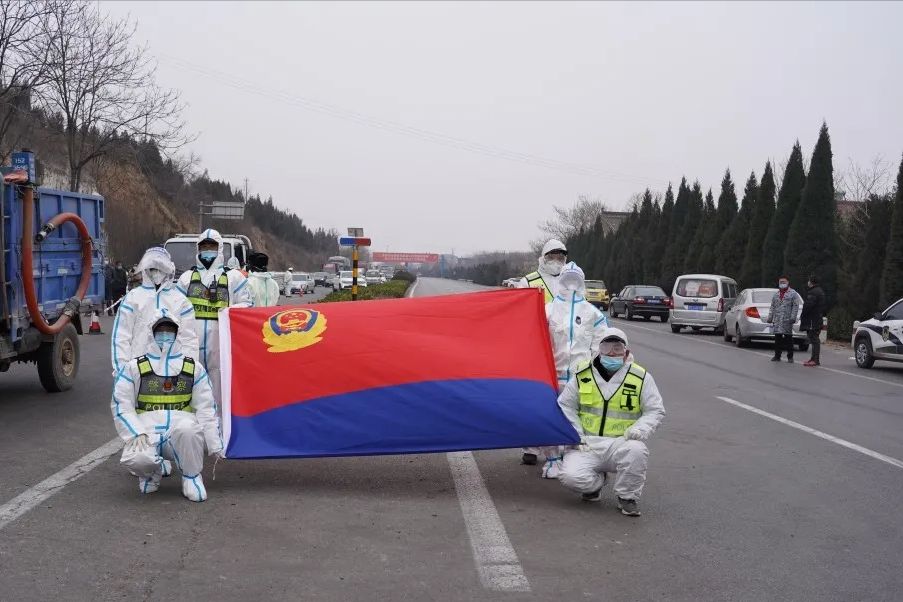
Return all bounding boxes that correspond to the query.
[111,310,225,502]
[556,328,665,517]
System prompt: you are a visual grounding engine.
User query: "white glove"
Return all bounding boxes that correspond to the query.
[624,426,644,441]
[124,434,150,453]
[577,437,592,453]
[209,448,226,459]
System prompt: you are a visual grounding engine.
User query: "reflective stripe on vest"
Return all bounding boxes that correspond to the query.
[575,361,646,437]
[186,268,230,320]
[525,271,553,303]
[135,356,196,413]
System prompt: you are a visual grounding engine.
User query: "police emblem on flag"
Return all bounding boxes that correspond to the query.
[262,309,328,353]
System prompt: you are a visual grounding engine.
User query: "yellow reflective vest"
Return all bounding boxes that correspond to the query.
[185,268,230,320]
[575,360,646,437]
[135,355,196,413]
[524,271,553,303]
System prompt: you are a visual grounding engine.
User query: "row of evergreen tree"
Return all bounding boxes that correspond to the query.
[565,122,903,338]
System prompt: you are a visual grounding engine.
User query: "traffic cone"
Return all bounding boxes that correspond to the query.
[88,311,103,335]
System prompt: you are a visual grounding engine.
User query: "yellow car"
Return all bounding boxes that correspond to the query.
[584,279,610,309]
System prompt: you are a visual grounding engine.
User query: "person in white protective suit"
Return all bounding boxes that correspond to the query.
[111,247,198,376]
[556,328,665,517]
[245,251,282,307]
[112,312,225,502]
[516,238,576,466]
[283,267,294,297]
[540,265,610,479]
[176,229,253,408]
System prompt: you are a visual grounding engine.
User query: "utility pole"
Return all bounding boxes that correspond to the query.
[243,177,249,201]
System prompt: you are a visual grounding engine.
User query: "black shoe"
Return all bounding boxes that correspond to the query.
[771,356,781,362]
[787,356,794,364]
[617,497,641,516]
[521,453,538,466]
[582,488,603,502]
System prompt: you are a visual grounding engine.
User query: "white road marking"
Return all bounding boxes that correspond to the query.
[621,321,903,389]
[716,396,903,470]
[446,451,531,592]
[0,437,122,531]
[405,279,420,298]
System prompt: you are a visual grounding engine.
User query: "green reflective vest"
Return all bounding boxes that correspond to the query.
[135,355,195,413]
[186,268,230,320]
[575,360,646,437]
[524,271,553,303]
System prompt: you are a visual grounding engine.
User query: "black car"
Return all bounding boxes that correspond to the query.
[608,285,672,322]
[313,272,329,286]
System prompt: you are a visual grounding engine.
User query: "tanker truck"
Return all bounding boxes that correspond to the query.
[0,151,106,392]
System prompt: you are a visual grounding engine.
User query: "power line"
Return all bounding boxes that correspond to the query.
[156,54,670,188]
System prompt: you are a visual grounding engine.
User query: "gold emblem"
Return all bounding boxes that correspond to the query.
[262,309,328,354]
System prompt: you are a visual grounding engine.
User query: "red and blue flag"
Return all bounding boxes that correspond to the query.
[218,288,579,459]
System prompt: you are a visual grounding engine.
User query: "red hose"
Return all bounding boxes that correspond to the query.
[20,186,94,335]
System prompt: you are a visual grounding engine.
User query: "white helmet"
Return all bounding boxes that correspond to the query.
[539,239,568,276]
[557,264,585,295]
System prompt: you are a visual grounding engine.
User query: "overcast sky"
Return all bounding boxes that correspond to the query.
[101,1,903,256]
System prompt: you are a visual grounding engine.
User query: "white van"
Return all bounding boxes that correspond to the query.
[164,233,253,279]
[670,274,739,334]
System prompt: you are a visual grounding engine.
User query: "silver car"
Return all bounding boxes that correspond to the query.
[723,287,808,350]
[670,274,739,334]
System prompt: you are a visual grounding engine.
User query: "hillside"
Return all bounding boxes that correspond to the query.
[3,103,338,270]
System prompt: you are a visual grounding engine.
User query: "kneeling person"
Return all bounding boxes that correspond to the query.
[111,311,225,502]
[556,328,665,517]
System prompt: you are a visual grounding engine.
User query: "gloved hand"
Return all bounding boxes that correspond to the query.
[578,437,592,453]
[209,448,226,460]
[624,426,645,441]
[124,434,150,453]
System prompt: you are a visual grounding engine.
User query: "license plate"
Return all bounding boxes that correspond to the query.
[687,304,706,310]
[647,299,661,304]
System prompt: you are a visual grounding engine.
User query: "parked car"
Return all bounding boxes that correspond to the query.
[313,272,329,286]
[333,270,368,290]
[291,273,314,294]
[584,279,610,309]
[851,297,903,369]
[608,285,671,321]
[722,287,808,350]
[365,269,384,285]
[670,274,739,334]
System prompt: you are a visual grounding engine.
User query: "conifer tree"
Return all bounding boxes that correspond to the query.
[879,153,903,307]
[762,141,806,285]
[739,162,776,287]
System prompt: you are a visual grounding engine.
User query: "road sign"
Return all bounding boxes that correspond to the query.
[372,252,439,263]
[338,237,371,247]
[347,227,364,237]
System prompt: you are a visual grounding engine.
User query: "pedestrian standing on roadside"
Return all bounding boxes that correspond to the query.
[766,276,802,363]
[800,274,827,367]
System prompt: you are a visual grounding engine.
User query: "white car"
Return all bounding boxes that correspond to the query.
[333,270,368,290]
[291,273,314,294]
[852,297,903,369]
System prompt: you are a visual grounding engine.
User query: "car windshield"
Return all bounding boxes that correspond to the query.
[165,241,232,271]
[293,274,309,281]
[752,290,777,303]
[636,286,665,296]
[676,278,717,298]
[341,271,352,278]
[314,272,327,278]
[585,280,606,289]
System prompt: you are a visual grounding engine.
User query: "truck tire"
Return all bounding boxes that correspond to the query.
[37,323,80,393]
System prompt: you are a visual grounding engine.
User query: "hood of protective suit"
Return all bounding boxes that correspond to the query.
[196,228,225,272]
[137,247,176,288]
[248,271,275,282]
[538,239,568,277]
[226,257,241,270]
[557,265,586,298]
[139,309,186,359]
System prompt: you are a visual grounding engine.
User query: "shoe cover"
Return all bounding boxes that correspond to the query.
[182,475,208,502]
[541,457,563,479]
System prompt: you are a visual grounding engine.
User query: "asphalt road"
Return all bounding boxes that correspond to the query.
[2,278,902,601]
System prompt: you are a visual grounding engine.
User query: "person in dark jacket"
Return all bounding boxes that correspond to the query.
[111,261,129,313]
[800,274,827,367]
[103,260,114,315]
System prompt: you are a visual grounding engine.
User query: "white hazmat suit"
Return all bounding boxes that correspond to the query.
[111,247,199,375]
[283,269,294,296]
[541,265,610,478]
[556,329,665,505]
[112,311,224,502]
[247,271,282,307]
[176,229,253,407]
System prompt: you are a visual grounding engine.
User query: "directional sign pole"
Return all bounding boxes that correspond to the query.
[352,245,359,301]
[338,235,371,301]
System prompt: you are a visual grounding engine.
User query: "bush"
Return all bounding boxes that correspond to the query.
[391,270,417,283]
[318,279,411,303]
[827,306,854,341]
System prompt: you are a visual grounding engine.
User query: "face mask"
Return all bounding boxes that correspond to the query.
[148,268,167,286]
[543,259,565,276]
[154,332,176,349]
[779,283,788,290]
[600,356,624,372]
[199,251,217,268]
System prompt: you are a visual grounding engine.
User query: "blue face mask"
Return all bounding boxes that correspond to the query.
[600,356,624,372]
[779,283,788,289]
[154,333,176,349]
[199,251,218,262]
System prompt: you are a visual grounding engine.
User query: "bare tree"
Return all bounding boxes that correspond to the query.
[33,1,194,191]
[835,154,894,204]
[0,0,53,161]
[530,194,610,253]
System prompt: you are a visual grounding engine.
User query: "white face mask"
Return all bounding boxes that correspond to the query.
[542,258,565,276]
[148,268,167,286]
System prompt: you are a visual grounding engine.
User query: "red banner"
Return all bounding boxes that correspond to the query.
[372,252,439,263]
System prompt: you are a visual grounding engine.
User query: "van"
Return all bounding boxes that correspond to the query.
[670,274,739,334]
[164,233,253,279]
